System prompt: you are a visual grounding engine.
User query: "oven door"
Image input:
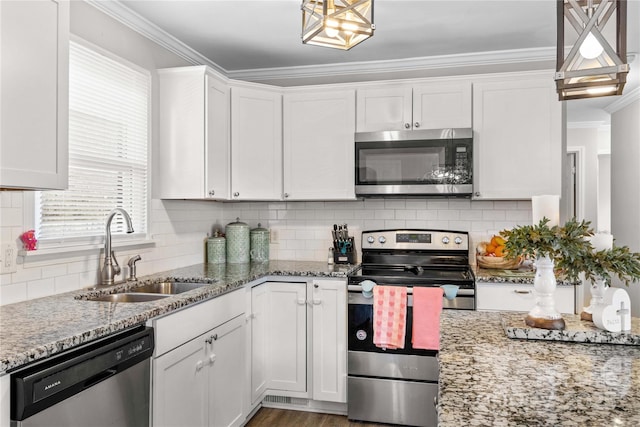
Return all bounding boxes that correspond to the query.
[347,290,439,427]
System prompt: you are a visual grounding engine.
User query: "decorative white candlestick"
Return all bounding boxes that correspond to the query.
[590,232,613,251]
[532,195,560,226]
[525,255,565,330]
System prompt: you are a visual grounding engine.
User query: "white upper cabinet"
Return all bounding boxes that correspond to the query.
[283,89,356,200]
[356,82,472,132]
[472,74,562,200]
[0,0,69,190]
[156,66,230,200]
[230,85,283,201]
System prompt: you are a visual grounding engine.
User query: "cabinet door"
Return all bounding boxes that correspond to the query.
[476,282,575,314]
[249,284,268,404]
[209,315,245,427]
[283,90,356,200]
[356,86,412,132]
[205,73,230,200]
[311,279,347,403]
[0,0,69,190]
[231,86,282,200]
[153,336,208,427]
[156,67,229,200]
[157,67,206,199]
[266,282,307,392]
[472,77,562,200]
[412,82,472,129]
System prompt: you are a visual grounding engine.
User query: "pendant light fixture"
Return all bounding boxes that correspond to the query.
[301,0,374,50]
[555,0,629,100]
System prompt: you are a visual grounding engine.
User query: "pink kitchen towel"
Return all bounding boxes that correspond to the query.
[412,287,443,350]
[373,285,407,350]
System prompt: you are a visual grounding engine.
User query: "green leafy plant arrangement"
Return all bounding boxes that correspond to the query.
[499,218,640,285]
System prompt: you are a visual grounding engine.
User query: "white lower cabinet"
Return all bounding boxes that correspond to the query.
[151,290,245,427]
[246,279,347,413]
[476,282,575,314]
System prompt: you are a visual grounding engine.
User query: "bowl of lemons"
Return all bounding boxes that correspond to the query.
[476,235,523,270]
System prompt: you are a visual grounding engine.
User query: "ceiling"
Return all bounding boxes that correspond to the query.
[112,0,640,121]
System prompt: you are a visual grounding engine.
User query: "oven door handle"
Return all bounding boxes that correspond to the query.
[347,284,475,296]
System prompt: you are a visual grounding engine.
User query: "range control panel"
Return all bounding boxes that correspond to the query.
[361,229,469,251]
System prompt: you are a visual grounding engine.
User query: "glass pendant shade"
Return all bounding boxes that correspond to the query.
[302,0,375,50]
[555,0,629,100]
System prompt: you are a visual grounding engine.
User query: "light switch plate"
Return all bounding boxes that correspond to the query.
[0,242,17,274]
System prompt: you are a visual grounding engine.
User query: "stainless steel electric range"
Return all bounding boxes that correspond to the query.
[347,229,475,427]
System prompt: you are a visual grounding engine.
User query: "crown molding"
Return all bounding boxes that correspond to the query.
[604,87,640,114]
[84,0,228,75]
[227,47,558,82]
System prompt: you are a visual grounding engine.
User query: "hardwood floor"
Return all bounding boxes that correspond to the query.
[245,408,390,427]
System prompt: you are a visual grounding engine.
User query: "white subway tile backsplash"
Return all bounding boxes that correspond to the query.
[27,278,55,300]
[1,192,533,305]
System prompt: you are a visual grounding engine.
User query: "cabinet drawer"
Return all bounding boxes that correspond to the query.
[476,283,575,314]
[154,289,244,356]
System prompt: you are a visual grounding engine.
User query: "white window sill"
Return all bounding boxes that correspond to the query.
[19,239,156,263]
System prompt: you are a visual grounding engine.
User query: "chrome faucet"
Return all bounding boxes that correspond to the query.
[101,208,134,285]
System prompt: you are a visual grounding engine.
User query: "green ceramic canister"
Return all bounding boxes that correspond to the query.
[225,217,250,264]
[207,231,226,264]
[250,223,270,263]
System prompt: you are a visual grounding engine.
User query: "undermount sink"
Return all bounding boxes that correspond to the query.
[87,293,170,303]
[129,281,211,295]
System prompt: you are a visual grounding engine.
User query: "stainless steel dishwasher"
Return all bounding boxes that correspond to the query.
[10,325,154,427]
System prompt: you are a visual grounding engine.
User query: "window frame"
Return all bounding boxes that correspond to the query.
[25,36,153,257]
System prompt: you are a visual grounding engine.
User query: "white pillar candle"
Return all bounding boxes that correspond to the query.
[531,195,560,227]
[590,232,613,251]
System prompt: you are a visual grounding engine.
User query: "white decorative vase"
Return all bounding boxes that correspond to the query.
[580,276,607,321]
[525,255,566,330]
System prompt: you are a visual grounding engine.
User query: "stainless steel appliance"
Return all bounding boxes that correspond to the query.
[10,326,154,427]
[347,229,475,427]
[355,128,473,197]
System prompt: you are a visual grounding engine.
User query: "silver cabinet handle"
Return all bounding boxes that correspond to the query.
[208,190,215,196]
[414,122,420,128]
[404,123,411,129]
[514,290,532,294]
[233,192,240,197]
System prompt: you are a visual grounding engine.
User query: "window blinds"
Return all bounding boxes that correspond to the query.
[37,41,149,243]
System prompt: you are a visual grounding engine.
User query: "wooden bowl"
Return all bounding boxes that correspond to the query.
[476,255,523,270]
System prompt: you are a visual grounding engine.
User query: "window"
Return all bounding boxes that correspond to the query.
[36,41,149,246]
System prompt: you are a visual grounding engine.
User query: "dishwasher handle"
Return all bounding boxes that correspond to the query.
[11,325,154,421]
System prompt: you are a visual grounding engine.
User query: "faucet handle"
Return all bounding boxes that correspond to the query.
[128,255,141,281]
[111,251,121,276]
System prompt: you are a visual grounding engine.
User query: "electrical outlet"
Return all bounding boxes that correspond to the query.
[0,242,17,274]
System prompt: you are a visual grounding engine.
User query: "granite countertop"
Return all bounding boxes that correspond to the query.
[475,265,577,286]
[0,260,355,374]
[438,310,640,426]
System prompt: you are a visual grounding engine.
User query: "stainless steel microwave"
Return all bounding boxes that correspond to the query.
[355,128,473,197]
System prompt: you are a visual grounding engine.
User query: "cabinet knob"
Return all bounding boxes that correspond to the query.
[296,298,306,305]
[312,299,322,305]
[208,190,215,196]
[474,191,481,197]
[404,123,411,129]
[209,354,217,365]
[414,122,420,128]
[314,283,319,288]
[284,193,289,198]
[196,360,204,371]
[233,192,240,197]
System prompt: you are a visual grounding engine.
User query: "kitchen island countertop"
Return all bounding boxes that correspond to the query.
[438,310,640,426]
[0,260,354,373]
